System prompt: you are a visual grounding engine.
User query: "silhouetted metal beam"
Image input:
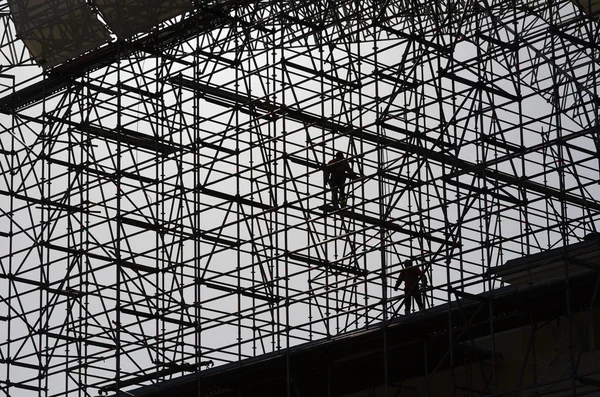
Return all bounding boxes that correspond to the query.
[47,116,179,155]
[440,69,520,101]
[380,122,453,149]
[283,59,359,89]
[321,206,451,246]
[478,32,519,51]
[286,155,321,170]
[197,278,281,303]
[119,215,240,247]
[0,380,46,392]
[173,75,587,213]
[287,252,367,276]
[382,172,521,205]
[390,133,600,213]
[43,331,114,349]
[0,359,45,371]
[378,25,451,54]
[0,189,84,212]
[46,243,158,274]
[0,272,84,296]
[41,155,157,185]
[199,186,274,210]
[169,75,345,130]
[120,307,197,328]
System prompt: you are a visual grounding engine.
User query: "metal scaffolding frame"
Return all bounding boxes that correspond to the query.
[0,0,600,394]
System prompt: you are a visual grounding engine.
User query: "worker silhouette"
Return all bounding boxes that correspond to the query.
[324,151,358,208]
[394,259,425,315]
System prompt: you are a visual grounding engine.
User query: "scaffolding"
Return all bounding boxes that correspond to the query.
[0,0,599,394]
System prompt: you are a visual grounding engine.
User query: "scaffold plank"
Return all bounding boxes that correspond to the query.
[382,170,520,207]
[392,136,600,212]
[197,279,281,303]
[0,381,46,392]
[41,155,157,185]
[118,82,162,99]
[195,49,240,66]
[440,70,520,101]
[286,155,321,170]
[72,80,119,96]
[120,307,197,328]
[196,138,238,155]
[283,59,359,89]
[378,25,450,53]
[119,216,240,247]
[478,32,519,51]
[380,172,422,188]
[139,45,195,66]
[0,359,45,371]
[46,243,158,274]
[203,96,277,121]
[376,71,419,90]
[379,121,453,149]
[199,186,274,210]
[168,75,343,130]
[550,25,599,50]
[480,133,524,154]
[1,270,86,297]
[47,116,179,155]
[43,331,114,350]
[0,189,84,212]
[280,13,321,30]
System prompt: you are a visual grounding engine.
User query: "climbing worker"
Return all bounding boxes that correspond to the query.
[323,151,358,208]
[394,259,426,315]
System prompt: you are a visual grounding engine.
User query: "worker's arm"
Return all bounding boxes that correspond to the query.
[345,161,360,180]
[394,272,404,290]
[420,269,429,287]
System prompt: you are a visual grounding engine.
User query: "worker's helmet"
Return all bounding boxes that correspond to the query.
[404,260,413,268]
[335,151,344,159]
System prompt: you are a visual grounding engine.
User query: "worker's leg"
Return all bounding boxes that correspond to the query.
[329,181,339,207]
[332,187,340,208]
[339,179,347,207]
[404,291,412,315]
[414,289,425,311]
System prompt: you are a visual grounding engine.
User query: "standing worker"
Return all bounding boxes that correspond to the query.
[324,151,358,208]
[394,259,426,315]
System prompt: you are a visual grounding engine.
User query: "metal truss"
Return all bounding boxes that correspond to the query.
[0,0,599,395]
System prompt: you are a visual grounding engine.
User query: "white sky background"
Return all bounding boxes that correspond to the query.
[0,0,599,395]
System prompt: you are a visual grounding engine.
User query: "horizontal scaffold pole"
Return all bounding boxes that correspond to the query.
[321,206,452,246]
